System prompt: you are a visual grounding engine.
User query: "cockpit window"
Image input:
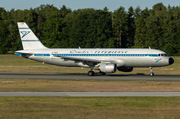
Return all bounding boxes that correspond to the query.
[158,54,168,57]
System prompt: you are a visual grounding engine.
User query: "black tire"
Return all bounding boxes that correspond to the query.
[150,73,154,77]
[88,71,94,76]
[99,72,106,75]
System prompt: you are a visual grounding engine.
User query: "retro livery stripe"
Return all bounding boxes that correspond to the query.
[34,53,158,57]
[19,27,30,29]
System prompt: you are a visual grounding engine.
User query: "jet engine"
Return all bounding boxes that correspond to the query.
[99,63,117,73]
[117,67,133,72]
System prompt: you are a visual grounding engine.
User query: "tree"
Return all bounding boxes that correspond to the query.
[134,7,149,48]
[126,6,135,48]
[67,8,113,48]
[0,4,180,55]
[0,21,9,53]
[113,6,128,48]
[42,10,64,48]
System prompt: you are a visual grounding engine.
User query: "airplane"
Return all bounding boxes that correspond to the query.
[15,22,174,76]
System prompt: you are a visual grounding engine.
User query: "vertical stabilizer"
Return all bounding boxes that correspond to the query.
[17,22,47,50]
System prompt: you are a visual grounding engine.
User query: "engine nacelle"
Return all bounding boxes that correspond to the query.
[99,63,117,73]
[117,67,133,72]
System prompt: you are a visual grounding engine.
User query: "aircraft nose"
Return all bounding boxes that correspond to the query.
[169,57,174,65]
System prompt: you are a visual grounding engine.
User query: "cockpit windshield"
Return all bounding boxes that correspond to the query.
[158,54,168,57]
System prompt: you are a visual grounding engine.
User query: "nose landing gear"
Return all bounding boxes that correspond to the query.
[149,67,154,77]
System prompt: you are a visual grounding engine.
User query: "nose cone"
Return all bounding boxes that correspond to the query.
[169,57,174,65]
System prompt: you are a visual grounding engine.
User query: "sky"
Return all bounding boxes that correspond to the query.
[1,0,180,11]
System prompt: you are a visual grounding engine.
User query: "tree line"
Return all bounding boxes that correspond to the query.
[0,3,180,55]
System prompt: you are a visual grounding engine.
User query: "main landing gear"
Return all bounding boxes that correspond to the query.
[99,71,106,75]
[88,71,107,76]
[88,67,94,76]
[88,67,107,76]
[149,67,154,77]
[88,71,94,76]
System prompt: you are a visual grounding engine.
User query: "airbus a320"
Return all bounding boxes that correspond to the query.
[15,22,174,76]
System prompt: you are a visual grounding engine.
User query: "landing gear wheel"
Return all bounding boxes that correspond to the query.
[149,72,154,77]
[149,67,154,77]
[99,72,106,75]
[88,71,94,76]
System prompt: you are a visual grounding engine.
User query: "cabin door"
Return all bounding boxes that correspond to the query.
[146,51,152,61]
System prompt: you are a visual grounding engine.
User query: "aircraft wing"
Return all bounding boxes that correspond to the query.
[53,55,102,66]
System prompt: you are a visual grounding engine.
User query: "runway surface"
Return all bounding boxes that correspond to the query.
[0,92,180,97]
[1,73,180,97]
[0,72,180,81]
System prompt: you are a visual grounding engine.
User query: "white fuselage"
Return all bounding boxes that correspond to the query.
[16,48,171,68]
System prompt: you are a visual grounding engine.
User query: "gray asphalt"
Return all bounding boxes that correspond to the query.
[0,72,180,81]
[1,73,180,97]
[0,92,180,97]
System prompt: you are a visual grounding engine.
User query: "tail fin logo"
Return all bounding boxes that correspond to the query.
[21,31,30,38]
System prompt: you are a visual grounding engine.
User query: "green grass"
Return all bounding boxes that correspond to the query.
[0,97,180,119]
[1,80,180,92]
[0,55,180,119]
[0,55,180,75]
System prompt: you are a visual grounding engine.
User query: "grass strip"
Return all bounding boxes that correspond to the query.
[0,97,180,119]
[0,79,180,92]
